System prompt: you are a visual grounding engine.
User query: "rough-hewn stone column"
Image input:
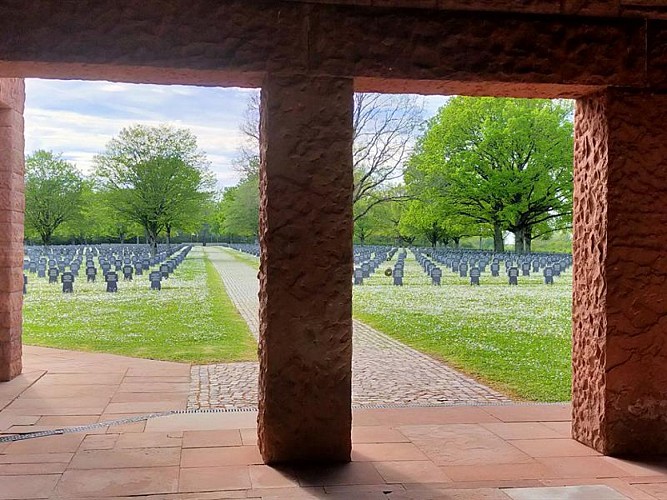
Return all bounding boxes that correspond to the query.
[573,89,667,455]
[0,78,25,382]
[257,74,353,464]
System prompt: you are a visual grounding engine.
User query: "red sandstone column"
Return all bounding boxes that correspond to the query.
[257,74,353,463]
[0,78,25,382]
[573,89,667,455]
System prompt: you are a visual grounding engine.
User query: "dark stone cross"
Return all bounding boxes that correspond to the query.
[470,267,481,286]
[544,266,554,285]
[508,267,519,286]
[149,271,162,290]
[431,267,442,286]
[105,271,118,293]
[61,272,74,293]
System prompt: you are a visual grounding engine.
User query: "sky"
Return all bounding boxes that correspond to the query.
[25,79,449,188]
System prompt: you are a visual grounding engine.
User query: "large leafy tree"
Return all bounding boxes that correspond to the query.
[407,97,573,253]
[94,124,215,255]
[25,150,85,245]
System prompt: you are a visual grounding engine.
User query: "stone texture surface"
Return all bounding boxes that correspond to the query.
[573,89,667,455]
[0,78,24,382]
[257,75,354,464]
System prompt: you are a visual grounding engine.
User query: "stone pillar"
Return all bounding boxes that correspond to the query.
[0,78,25,382]
[573,89,667,455]
[257,74,354,464]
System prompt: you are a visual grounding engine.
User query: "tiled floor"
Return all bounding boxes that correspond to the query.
[1,348,667,498]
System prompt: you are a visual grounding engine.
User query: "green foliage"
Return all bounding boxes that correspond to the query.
[22,250,257,363]
[217,175,259,238]
[407,97,573,252]
[25,150,85,245]
[94,124,215,254]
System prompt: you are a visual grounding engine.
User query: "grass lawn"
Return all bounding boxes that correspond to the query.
[223,246,572,401]
[22,249,257,363]
[353,254,572,402]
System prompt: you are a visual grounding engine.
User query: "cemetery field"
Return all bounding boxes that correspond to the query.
[353,256,572,402]
[22,251,257,363]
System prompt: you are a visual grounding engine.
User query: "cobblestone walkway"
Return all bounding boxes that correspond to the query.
[189,247,511,410]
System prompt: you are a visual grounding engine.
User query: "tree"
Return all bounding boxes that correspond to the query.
[217,174,260,239]
[407,97,573,253]
[94,124,215,255]
[236,92,424,220]
[25,150,85,245]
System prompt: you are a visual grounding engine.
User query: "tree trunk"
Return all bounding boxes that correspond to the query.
[524,226,532,253]
[514,228,524,254]
[493,223,505,252]
[166,225,172,247]
[453,237,460,249]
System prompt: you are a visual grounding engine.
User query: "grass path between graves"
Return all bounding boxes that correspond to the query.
[22,248,257,363]
[225,247,571,402]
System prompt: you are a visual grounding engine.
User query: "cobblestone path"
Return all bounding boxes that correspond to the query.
[189,247,512,410]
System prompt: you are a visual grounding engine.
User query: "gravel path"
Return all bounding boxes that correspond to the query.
[188,247,511,410]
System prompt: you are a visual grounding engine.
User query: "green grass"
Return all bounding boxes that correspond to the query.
[353,254,572,402]
[22,250,257,363]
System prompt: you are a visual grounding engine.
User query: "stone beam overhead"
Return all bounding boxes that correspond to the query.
[0,1,655,96]
[286,0,667,19]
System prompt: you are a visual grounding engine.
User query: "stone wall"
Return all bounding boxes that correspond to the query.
[0,78,24,382]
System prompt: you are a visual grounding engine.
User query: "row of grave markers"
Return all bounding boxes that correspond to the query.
[22,244,192,294]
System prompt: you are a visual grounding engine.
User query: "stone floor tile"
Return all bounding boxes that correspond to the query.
[352,425,410,443]
[509,438,601,458]
[537,456,629,479]
[481,422,564,440]
[55,466,179,497]
[373,460,450,483]
[503,484,628,499]
[633,482,667,499]
[392,488,512,500]
[2,433,84,454]
[37,415,99,426]
[249,464,299,488]
[182,429,242,448]
[68,447,181,469]
[441,462,553,482]
[248,486,326,499]
[400,424,534,466]
[181,445,263,467]
[145,412,258,432]
[0,473,60,499]
[352,443,429,461]
[0,462,67,475]
[114,431,182,449]
[240,427,258,446]
[602,456,667,477]
[37,373,125,386]
[295,462,386,487]
[178,465,251,492]
[80,434,119,451]
[0,452,74,464]
[482,405,571,423]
